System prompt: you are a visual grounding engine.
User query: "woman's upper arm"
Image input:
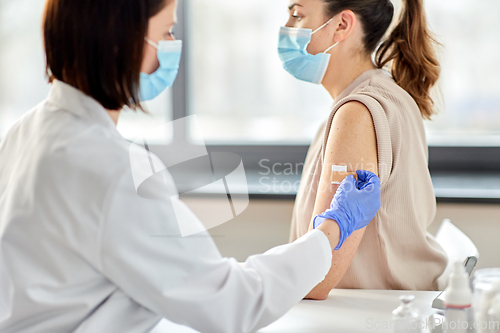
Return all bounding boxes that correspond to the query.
[305,101,378,299]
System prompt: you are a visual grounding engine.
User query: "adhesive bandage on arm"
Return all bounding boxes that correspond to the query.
[330,165,357,185]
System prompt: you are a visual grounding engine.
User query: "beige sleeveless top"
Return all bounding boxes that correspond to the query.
[290,69,447,291]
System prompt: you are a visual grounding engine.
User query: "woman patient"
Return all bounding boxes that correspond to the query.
[282,0,448,298]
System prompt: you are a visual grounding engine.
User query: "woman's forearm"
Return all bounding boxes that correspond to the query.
[305,228,366,300]
[315,219,341,252]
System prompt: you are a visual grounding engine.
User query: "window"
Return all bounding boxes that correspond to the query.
[421,0,500,147]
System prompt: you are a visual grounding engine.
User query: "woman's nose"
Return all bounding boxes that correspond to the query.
[285,17,295,28]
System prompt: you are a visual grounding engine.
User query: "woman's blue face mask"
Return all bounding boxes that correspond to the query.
[139,38,182,101]
[277,18,338,84]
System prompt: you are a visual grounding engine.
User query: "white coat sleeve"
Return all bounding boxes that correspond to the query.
[98,168,332,333]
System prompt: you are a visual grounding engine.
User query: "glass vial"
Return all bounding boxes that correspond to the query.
[392,295,422,333]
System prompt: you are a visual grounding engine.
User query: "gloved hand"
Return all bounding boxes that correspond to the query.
[313,170,381,250]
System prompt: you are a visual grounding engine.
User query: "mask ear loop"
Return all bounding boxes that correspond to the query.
[323,41,339,54]
[310,17,339,54]
[311,17,334,34]
[144,37,158,49]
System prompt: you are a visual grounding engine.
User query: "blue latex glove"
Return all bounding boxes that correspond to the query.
[313,170,381,250]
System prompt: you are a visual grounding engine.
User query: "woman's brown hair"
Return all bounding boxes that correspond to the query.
[43,0,167,111]
[323,0,440,119]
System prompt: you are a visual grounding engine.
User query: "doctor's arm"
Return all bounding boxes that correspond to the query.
[305,101,379,300]
[97,168,337,333]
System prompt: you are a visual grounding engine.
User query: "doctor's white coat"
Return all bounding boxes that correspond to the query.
[0,80,332,333]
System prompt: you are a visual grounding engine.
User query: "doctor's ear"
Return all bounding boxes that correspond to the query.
[332,10,357,43]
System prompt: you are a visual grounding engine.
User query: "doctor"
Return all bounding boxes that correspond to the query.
[0,0,381,332]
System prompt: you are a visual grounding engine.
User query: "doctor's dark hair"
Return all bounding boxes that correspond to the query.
[43,0,168,111]
[323,0,440,119]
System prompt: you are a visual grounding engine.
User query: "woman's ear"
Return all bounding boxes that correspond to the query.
[333,10,357,43]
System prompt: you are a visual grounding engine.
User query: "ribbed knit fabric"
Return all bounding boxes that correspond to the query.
[289,69,447,291]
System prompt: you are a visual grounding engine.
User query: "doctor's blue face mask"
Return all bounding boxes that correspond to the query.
[278,18,339,84]
[139,38,182,101]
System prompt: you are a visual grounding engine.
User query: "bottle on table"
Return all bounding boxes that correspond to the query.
[392,295,423,333]
[443,262,473,333]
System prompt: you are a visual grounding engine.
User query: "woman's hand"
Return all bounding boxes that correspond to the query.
[313,170,381,250]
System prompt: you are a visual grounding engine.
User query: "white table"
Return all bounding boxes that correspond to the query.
[151,289,441,333]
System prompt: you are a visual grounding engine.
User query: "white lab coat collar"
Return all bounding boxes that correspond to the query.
[47,79,118,131]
